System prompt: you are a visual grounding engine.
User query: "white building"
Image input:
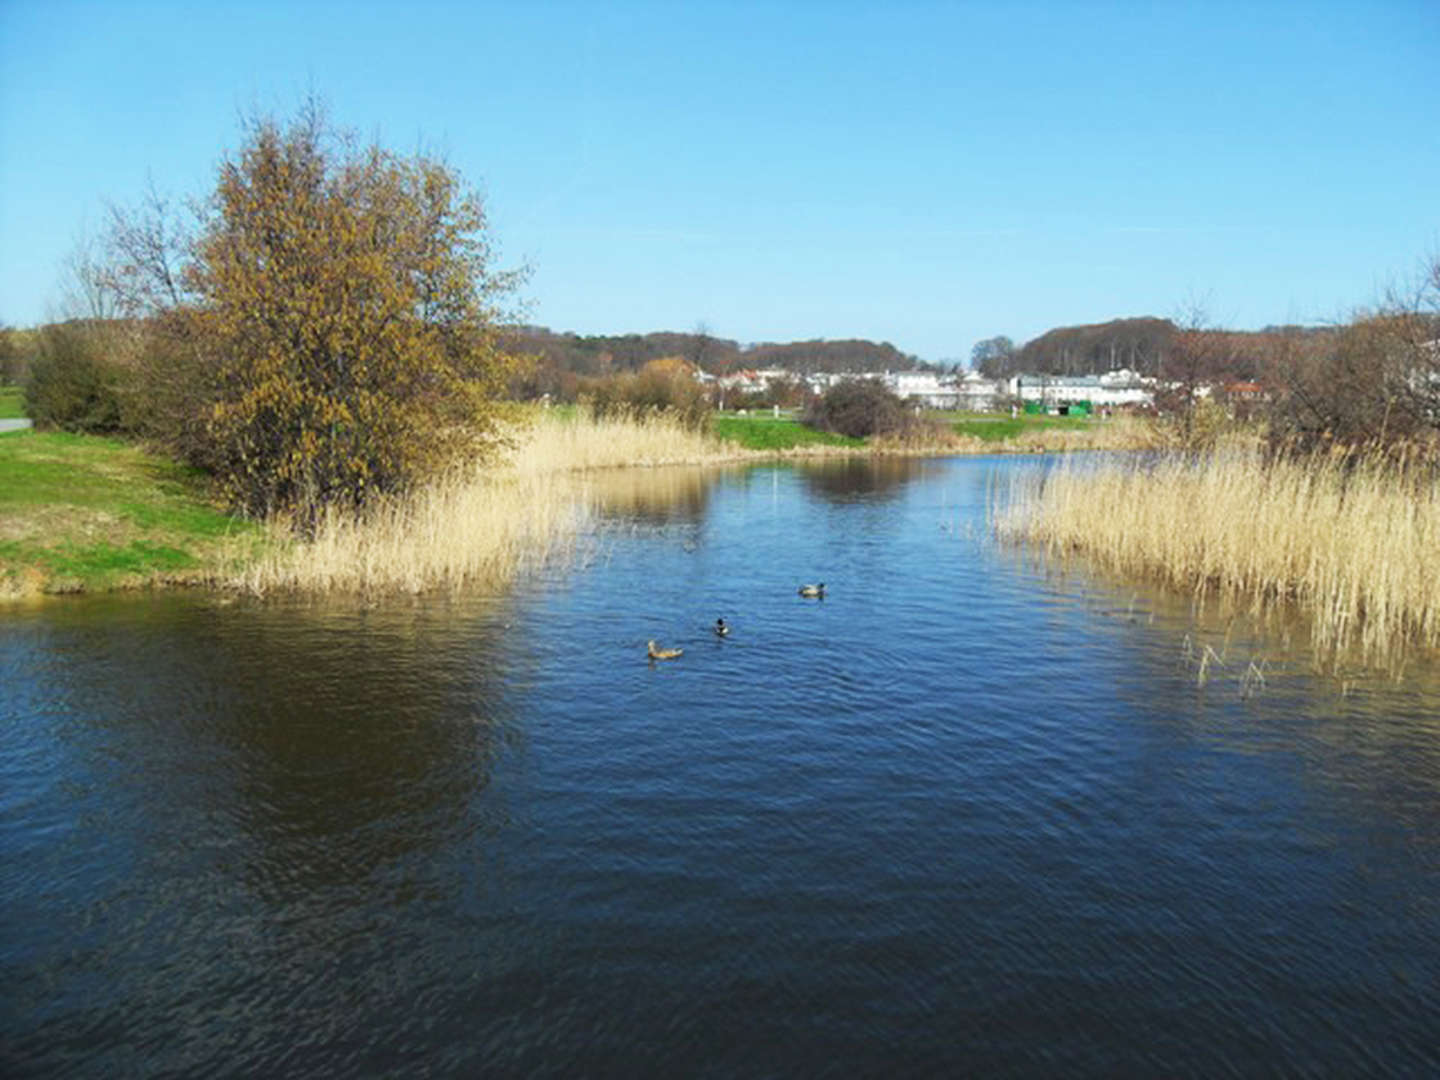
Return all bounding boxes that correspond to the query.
[884,371,960,408]
[1007,372,1154,410]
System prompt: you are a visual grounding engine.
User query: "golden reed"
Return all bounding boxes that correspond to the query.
[230,407,746,595]
[999,445,1440,671]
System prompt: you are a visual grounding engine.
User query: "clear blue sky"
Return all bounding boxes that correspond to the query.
[2,1,1436,363]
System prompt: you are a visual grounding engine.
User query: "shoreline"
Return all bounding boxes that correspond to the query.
[1,412,1156,601]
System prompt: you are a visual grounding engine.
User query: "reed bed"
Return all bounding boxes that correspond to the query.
[232,408,741,595]
[999,446,1440,670]
[509,407,742,471]
[1005,415,1161,453]
[231,467,586,595]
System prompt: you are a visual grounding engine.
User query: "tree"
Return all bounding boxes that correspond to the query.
[687,321,717,373]
[970,335,1015,378]
[1385,253,1440,432]
[103,103,524,520]
[1157,301,1236,447]
[1265,259,1440,452]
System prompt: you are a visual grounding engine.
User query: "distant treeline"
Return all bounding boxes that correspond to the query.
[502,326,929,399]
[972,317,1342,381]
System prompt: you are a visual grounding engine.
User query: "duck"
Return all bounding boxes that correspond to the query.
[647,639,683,660]
[714,618,730,637]
[797,583,826,598]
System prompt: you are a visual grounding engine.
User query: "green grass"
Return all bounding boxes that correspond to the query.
[0,385,24,419]
[945,413,1093,442]
[712,412,864,450]
[0,429,265,595]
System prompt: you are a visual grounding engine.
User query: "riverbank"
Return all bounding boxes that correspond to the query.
[0,429,264,599]
[1,406,1157,598]
[999,445,1440,673]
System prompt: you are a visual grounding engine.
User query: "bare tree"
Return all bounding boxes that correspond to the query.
[1266,256,1440,451]
[98,180,195,318]
[1157,300,1235,446]
[970,335,1015,378]
[1386,252,1440,430]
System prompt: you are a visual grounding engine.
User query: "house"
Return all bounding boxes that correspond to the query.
[884,371,961,409]
[1007,372,1154,412]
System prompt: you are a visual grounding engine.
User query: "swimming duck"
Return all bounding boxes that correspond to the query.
[797,583,826,598]
[647,640,683,660]
[714,618,730,637]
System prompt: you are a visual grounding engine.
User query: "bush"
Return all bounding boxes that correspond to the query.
[24,321,129,434]
[804,378,912,439]
[582,362,711,431]
[0,324,31,386]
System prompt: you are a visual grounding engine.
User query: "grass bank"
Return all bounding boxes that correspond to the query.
[999,446,1440,672]
[712,412,862,451]
[1,385,25,419]
[939,411,1157,452]
[0,429,262,599]
[944,412,1089,442]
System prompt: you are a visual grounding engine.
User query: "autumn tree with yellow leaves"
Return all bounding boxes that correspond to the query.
[103,103,524,521]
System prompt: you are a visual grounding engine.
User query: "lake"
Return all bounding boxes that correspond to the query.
[3,455,1439,1076]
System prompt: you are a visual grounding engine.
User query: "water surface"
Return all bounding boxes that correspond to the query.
[4,456,1439,1076]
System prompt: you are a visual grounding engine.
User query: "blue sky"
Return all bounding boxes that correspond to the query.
[2,1,1436,363]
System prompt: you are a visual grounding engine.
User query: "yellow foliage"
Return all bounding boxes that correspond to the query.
[184,109,522,520]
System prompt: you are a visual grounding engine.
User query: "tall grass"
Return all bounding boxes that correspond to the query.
[511,405,740,471]
[233,467,584,595]
[234,407,736,595]
[1003,415,1160,453]
[999,446,1440,671]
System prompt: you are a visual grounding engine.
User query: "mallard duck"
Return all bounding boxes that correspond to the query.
[647,639,683,660]
[797,583,826,598]
[714,618,730,637]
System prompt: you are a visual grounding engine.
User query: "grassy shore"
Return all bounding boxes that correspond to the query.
[0,429,262,598]
[712,412,862,451]
[942,412,1090,442]
[999,446,1440,672]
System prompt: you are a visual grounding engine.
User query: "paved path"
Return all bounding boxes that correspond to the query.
[0,418,33,433]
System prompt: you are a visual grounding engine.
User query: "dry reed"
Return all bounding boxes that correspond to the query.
[231,467,585,595]
[1006,415,1161,454]
[999,446,1440,671]
[231,408,741,595]
[509,407,741,471]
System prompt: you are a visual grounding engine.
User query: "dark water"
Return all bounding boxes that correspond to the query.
[4,456,1440,1077]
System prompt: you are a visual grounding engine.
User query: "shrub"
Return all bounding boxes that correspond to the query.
[582,361,711,431]
[804,378,912,439]
[0,324,31,386]
[24,321,129,434]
